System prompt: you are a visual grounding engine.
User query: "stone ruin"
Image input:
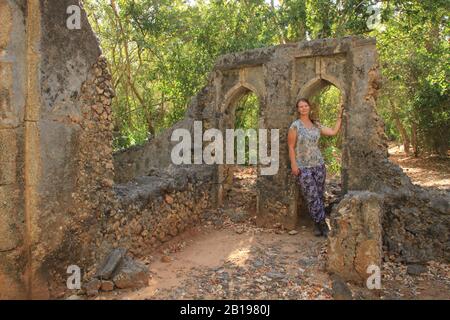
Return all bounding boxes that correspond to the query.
[0,1,448,299]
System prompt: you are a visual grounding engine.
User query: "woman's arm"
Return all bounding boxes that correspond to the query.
[287,127,300,176]
[320,104,344,137]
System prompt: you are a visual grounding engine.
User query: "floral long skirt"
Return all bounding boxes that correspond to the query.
[296,163,326,223]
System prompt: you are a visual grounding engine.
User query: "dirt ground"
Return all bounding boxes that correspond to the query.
[85,147,449,300]
[388,144,450,192]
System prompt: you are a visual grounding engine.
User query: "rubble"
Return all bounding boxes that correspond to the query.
[331,276,353,300]
[95,248,127,280]
[112,256,150,289]
[84,248,151,294]
[327,192,383,284]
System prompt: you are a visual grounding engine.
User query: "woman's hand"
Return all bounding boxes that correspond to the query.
[291,164,300,176]
[339,104,345,118]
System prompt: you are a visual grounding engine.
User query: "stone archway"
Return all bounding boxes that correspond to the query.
[2,1,447,297]
[215,82,265,208]
[294,76,346,226]
[115,39,386,230]
[112,36,442,246]
[298,76,346,102]
[205,66,266,211]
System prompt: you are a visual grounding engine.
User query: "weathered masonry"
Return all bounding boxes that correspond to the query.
[115,32,389,228]
[1,0,448,299]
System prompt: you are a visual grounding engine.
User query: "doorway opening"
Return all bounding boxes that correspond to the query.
[221,91,260,220]
[297,81,344,227]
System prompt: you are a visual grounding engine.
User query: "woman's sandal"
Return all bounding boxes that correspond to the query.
[313,222,322,237]
[320,221,330,237]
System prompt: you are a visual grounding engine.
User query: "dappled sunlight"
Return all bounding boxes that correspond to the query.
[226,242,253,267]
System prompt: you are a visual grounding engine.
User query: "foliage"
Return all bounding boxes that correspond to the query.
[311,85,342,176]
[234,93,260,165]
[83,0,449,157]
[375,0,449,156]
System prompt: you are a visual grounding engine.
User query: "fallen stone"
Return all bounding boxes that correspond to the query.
[85,279,101,297]
[113,256,150,289]
[265,271,285,280]
[252,259,264,268]
[298,257,317,267]
[100,280,114,291]
[165,194,174,204]
[218,272,230,281]
[288,230,298,235]
[327,191,383,284]
[331,277,353,300]
[406,264,427,276]
[225,208,249,223]
[95,247,127,280]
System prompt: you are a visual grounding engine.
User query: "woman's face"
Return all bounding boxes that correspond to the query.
[297,100,310,116]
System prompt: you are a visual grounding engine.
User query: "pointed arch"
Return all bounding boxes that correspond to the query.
[297,74,346,102]
[220,82,263,113]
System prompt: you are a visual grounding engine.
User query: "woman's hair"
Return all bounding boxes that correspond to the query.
[296,98,311,109]
[295,98,319,124]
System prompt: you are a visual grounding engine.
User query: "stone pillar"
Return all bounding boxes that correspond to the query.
[0,0,115,299]
[342,38,386,192]
[0,0,27,299]
[327,191,383,284]
[256,48,298,230]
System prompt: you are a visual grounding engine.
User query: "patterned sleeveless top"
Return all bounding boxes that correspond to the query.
[289,119,324,169]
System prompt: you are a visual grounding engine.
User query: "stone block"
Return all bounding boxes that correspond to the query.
[112,256,149,289]
[0,1,12,51]
[95,247,127,280]
[100,280,114,292]
[84,278,101,296]
[0,185,20,251]
[0,128,17,163]
[327,191,383,284]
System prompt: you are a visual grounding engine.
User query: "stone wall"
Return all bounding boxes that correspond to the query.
[0,1,217,298]
[381,187,449,263]
[103,166,214,257]
[0,0,448,299]
[0,0,116,299]
[114,38,377,229]
[113,118,195,184]
[114,36,449,267]
[327,192,383,284]
[0,0,27,300]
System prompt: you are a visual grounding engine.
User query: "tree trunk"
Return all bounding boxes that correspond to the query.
[270,0,286,44]
[411,122,419,157]
[110,0,154,136]
[389,99,410,155]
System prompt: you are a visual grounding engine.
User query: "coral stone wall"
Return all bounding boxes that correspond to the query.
[0,0,117,299]
[103,166,214,257]
[0,0,448,300]
[0,0,27,300]
[114,36,449,267]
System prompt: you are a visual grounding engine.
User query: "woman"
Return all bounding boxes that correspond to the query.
[287,98,343,237]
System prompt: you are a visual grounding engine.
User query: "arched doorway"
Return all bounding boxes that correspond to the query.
[295,77,346,227]
[216,85,263,219]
